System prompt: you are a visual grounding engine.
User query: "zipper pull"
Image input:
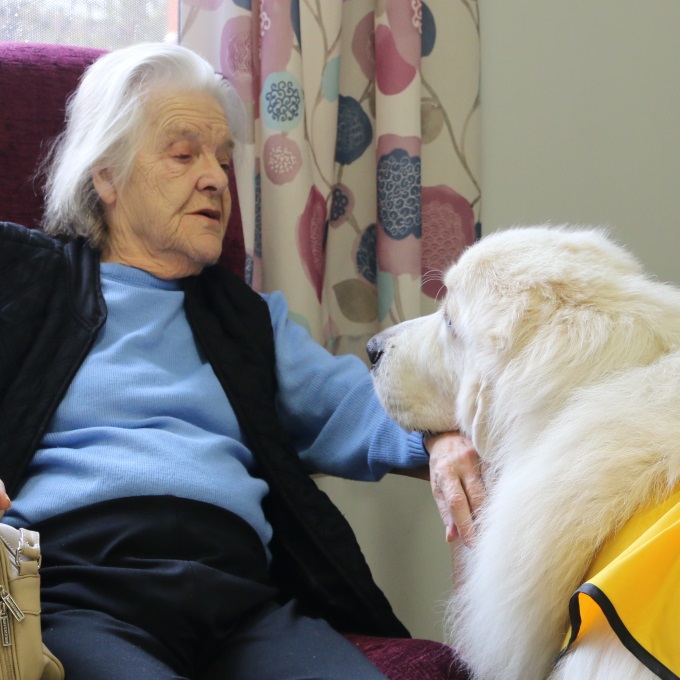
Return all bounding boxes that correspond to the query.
[0,587,23,622]
[0,604,10,647]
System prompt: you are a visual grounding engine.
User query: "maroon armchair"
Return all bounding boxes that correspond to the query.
[0,41,468,680]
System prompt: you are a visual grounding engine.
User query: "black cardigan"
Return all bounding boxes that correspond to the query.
[0,221,409,638]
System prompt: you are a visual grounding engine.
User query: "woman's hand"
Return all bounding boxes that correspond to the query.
[0,480,11,513]
[424,433,484,548]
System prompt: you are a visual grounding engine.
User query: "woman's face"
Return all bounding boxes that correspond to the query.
[96,90,234,279]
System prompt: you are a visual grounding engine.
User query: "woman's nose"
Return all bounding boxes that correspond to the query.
[198,156,230,195]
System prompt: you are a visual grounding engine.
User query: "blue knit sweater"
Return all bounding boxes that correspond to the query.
[5,263,427,546]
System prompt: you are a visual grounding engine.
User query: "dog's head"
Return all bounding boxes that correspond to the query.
[369,226,680,458]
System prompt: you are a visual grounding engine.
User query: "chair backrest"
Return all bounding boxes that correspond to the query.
[0,41,245,278]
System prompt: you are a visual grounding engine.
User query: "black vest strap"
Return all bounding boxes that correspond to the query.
[184,267,409,638]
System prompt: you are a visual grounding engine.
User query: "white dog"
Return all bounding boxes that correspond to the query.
[369,226,680,680]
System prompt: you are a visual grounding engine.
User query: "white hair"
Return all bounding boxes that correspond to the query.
[41,42,243,248]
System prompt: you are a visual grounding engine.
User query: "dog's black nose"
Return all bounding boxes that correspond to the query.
[366,336,383,367]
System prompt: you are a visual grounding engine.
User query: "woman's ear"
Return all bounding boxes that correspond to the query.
[92,165,117,206]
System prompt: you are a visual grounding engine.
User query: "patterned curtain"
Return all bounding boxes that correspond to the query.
[180,0,480,359]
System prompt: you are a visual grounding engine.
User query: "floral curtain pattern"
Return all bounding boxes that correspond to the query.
[181,0,480,359]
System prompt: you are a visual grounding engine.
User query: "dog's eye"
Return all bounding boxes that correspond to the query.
[444,314,454,329]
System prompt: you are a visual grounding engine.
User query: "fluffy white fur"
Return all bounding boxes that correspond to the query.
[370,226,680,680]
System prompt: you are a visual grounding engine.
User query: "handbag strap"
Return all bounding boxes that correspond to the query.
[17,528,41,575]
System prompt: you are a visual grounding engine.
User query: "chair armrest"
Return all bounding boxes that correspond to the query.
[346,633,469,680]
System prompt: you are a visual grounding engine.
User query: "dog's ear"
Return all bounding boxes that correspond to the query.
[473,291,532,357]
[457,375,491,454]
[470,381,490,453]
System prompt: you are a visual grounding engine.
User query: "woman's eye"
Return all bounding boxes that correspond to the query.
[175,154,192,162]
[220,162,231,173]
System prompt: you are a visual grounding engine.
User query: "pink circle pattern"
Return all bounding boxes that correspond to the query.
[421,185,475,299]
[220,17,254,103]
[263,134,302,185]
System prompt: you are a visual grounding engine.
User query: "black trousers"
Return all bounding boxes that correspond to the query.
[33,496,387,680]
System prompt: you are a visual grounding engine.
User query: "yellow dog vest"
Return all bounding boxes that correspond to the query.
[560,488,680,678]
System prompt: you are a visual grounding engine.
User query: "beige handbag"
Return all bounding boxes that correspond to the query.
[0,524,64,680]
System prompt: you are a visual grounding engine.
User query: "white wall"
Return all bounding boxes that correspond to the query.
[480,0,680,285]
[320,0,680,645]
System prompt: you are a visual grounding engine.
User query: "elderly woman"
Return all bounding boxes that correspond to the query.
[0,43,482,680]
